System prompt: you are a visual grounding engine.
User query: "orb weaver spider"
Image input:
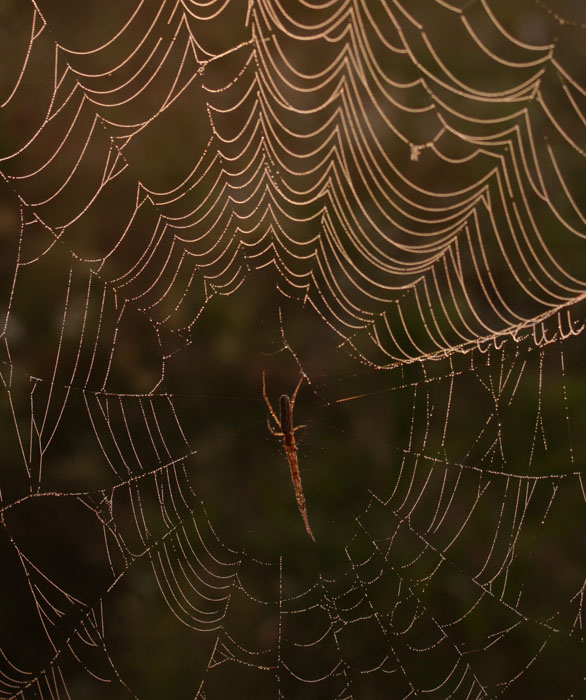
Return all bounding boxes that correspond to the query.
[262,371,315,541]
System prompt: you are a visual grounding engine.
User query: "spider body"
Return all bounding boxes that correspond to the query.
[263,372,315,541]
[279,394,293,443]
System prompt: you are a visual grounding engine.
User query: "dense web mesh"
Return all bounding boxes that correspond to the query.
[1,0,586,698]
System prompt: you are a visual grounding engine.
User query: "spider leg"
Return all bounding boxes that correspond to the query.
[267,418,283,437]
[292,424,307,433]
[262,370,281,427]
[289,373,305,416]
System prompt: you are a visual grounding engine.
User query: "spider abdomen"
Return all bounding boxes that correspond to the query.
[280,394,293,442]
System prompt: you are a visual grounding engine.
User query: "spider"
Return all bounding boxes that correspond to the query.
[262,370,315,541]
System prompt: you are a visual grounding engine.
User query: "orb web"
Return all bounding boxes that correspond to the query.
[0,0,585,698]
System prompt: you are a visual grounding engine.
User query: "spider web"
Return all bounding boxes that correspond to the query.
[0,0,585,697]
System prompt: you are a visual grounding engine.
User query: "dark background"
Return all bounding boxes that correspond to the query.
[0,1,585,698]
